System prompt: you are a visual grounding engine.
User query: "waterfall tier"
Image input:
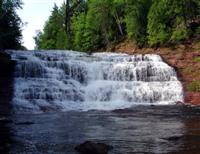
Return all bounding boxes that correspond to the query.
[8,50,183,112]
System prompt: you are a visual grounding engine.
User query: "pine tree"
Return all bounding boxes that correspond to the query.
[35,0,200,51]
[72,12,87,51]
[0,0,22,49]
[35,4,68,50]
[83,0,118,51]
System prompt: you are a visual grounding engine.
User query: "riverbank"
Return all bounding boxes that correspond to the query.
[102,39,200,105]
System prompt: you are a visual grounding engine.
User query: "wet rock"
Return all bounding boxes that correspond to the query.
[18,56,28,60]
[75,141,113,154]
[176,101,184,105]
[112,108,133,113]
[185,92,200,105]
[0,51,11,59]
[162,135,183,141]
[0,50,16,77]
[15,121,34,125]
[0,117,13,124]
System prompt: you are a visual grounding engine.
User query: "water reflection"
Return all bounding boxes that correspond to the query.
[8,105,200,154]
[0,120,13,154]
[171,106,200,154]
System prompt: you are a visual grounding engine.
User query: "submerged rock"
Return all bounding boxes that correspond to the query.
[0,117,13,124]
[162,135,183,141]
[15,121,34,125]
[75,141,113,154]
[112,108,133,113]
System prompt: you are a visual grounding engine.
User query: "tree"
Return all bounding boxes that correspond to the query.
[71,12,87,51]
[125,0,152,47]
[35,0,200,51]
[83,0,119,51]
[111,0,126,38]
[0,0,22,49]
[33,30,42,50]
[65,0,87,49]
[35,4,68,50]
[65,0,86,36]
[147,0,200,46]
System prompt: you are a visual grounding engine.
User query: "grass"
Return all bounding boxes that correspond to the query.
[182,67,194,74]
[195,41,200,52]
[194,56,200,62]
[187,80,200,92]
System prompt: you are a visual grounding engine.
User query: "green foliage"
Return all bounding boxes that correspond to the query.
[83,7,102,52]
[194,56,200,62]
[87,0,116,46]
[56,28,68,49]
[72,13,87,51]
[125,0,152,47]
[195,26,200,35]
[37,4,67,50]
[147,0,199,46]
[0,0,22,49]
[83,0,113,51]
[72,0,121,52]
[171,24,189,42]
[147,0,172,46]
[111,0,126,37]
[33,31,42,50]
[35,0,200,51]
[187,81,200,92]
[196,41,200,52]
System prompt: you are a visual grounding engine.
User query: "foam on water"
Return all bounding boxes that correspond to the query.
[8,50,183,113]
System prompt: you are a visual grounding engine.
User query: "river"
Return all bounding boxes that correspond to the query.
[0,105,200,153]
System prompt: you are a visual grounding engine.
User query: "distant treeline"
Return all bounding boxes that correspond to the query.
[0,0,23,50]
[35,0,200,52]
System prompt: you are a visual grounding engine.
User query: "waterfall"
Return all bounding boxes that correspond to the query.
[8,50,183,112]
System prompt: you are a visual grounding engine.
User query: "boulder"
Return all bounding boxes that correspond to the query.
[0,50,15,77]
[75,141,113,154]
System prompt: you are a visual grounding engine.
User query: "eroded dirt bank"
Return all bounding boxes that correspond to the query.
[103,40,200,105]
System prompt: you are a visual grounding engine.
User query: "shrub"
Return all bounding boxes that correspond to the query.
[187,81,200,92]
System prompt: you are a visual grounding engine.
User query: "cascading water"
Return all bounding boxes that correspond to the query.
[8,50,183,113]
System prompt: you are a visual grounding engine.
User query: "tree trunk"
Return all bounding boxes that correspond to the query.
[113,12,124,36]
[65,0,71,35]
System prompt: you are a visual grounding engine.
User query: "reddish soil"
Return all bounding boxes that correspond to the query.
[103,40,200,105]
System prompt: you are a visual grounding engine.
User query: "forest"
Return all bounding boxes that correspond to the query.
[0,0,23,50]
[1,0,200,51]
[33,0,200,52]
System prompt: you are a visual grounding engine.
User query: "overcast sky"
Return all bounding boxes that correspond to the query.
[18,0,64,50]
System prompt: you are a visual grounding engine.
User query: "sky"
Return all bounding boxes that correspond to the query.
[17,0,64,50]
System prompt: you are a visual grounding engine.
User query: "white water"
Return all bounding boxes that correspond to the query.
[8,50,183,112]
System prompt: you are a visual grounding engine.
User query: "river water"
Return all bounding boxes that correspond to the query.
[0,105,199,154]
